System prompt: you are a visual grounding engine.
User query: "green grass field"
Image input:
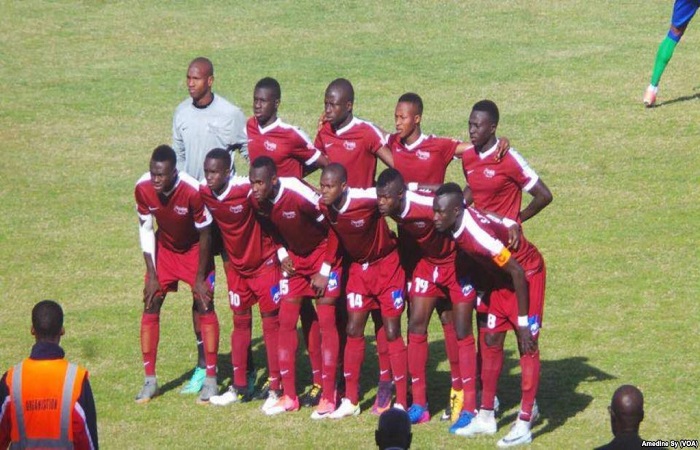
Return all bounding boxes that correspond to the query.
[1,1,699,448]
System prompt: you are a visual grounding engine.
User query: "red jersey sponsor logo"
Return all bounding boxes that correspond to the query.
[350,219,365,228]
[416,150,430,160]
[343,141,357,151]
[483,168,496,178]
[230,204,244,214]
[282,210,296,219]
[414,221,427,228]
[174,206,188,215]
[264,140,277,151]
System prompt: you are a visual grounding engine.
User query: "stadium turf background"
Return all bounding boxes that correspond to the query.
[1,1,698,448]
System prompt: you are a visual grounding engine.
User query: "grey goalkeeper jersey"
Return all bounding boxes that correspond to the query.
[172,93,248,180]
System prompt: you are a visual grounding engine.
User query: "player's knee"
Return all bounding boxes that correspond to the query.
[407,321,427,336]
[454,322,473,341]
[346,321,364,338]
[144,297,164,314]
[194,300,214,315]
[670,25,686,40]
[484,332,504,348]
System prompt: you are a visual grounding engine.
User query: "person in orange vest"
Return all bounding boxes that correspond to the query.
[0,300,98,449]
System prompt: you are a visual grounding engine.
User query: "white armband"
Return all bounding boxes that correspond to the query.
[407,182,418,191]
[517,315,528,327]
[277,247,290,262]
[502,218,518,228]
[319,263,331,277]
[139,215,156,265]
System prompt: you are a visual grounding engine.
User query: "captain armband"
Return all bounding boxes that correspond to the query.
[492,247,511,267]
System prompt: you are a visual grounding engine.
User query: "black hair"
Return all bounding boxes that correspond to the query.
[327,78,354,102]
[398,92,423,115]
[151,145,177,166]
[32,300,63,340]
[376,168,405,189]
[255,77,281,101]
[251,155,277,176]
[471,99,499,125]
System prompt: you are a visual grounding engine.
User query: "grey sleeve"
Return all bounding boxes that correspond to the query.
[172,113,186,172]
[232,107,248,160]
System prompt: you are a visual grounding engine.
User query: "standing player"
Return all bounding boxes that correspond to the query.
[389,92,511,423]
[247,77,330,406]
[316,164,408,419]
[133,145,220,405]
[315,78,396,414]
[199,149,282,412]
[248,156,342,418]
[376,169,478,428]
[643,0,699,107]
[172,56,248,394]
[433,183,544,447]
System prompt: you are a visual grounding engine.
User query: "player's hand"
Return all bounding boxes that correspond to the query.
[310,273,329,297]
[281,256,296,276]
[506,222,521,251]
[516,326,538,355]
[143,274,162,309]
[193,279,214,311]
[495,136,511,161]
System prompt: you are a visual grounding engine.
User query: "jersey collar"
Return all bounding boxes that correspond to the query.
[335,117,359,136]
[258,117,281,134]
[404,133,428,151]
[478,139,499,160]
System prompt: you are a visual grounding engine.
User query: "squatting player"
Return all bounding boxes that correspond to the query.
[199,149,283,413]
[249,156,342,419]
[388,92,510,423]
[247,77,330,406]
[315,78,396,414]
[376,169,479,429]
[317,164,408,419]
[133,145,220,404]
[434,183,544,448]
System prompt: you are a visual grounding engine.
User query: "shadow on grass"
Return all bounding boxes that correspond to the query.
[653,92,700,107]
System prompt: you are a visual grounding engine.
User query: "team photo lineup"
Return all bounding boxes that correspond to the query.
[1,1,698,449]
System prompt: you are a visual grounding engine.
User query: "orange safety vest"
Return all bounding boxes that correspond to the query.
[6,358,87,449]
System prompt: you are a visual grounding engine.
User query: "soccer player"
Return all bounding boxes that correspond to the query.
[199,149,283,412]
[133,145,219,404]
[248,156,342,418]
[172,56,248,394]
[247,77,330,405]
[315,78,394,188]
[388,92,511,423]
[433,183,544,447]
[316,164,408,419]
[644,0,699,107]
[376,169,478,427]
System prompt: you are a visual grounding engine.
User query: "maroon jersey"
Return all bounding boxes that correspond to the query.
[247,117,322,179]
[394,191,456,264]
[135,172,211,253]
[315,117,386,188]
[452,207,543,274]
[387,133,460,184]
[319,188,397,264]
[461,141,539,222]
[199,176,277,276]
[250,177,331,258]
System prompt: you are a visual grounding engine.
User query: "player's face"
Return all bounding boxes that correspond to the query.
[376,182,403,217]
[324,88,351,128]
[253,87,279,127]
[249,167,276,202]
[150,160,177,194]
[319,172,346,206]
[468,110,496,148]
[394,102,421,140]
[203,157,230,194]
[433,195,458,232]
[187,62,213,104]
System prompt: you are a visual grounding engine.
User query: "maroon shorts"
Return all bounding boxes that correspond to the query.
[149,242,215,297]
[483,264,546,338]
[281,245,342,299]
[409,257,476,305]
[345,250,406,318]
[224,256,281,314]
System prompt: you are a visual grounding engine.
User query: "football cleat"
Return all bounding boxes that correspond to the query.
[135,377,158,404]
[196,377,219,404]
[310,397,336,420]
[180,366,206,394]
[255,378,272,400]
[407,403,430,424]
[497,419,532,447]
[210,386,243,406]
[643,85,658,108]
[454,408,497,437]
[261,389,282,413]
[371,380,393,416]
[449,410,475,434]
[329,398,361,419]
[300,383,323,407]
[265,395,300,416]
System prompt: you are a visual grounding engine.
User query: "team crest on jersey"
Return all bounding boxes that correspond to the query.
[392,289,404,309]
[350,219,365,228]
[343,141,356,151]
[282,210,296,219]
[528,315,540,336]
[230,204,244,214]
[327,271,339,291]
[483,168,496,178]
[414,221,426,228]
[416,150,430,161]
[270,285,281,304]
[174,206,188,215]
[264,140,277,152]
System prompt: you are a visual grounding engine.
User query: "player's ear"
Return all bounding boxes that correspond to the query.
[274,98,280,109]
[415,114,421,125]
[207,75,214,88]
[31,326,36,337]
